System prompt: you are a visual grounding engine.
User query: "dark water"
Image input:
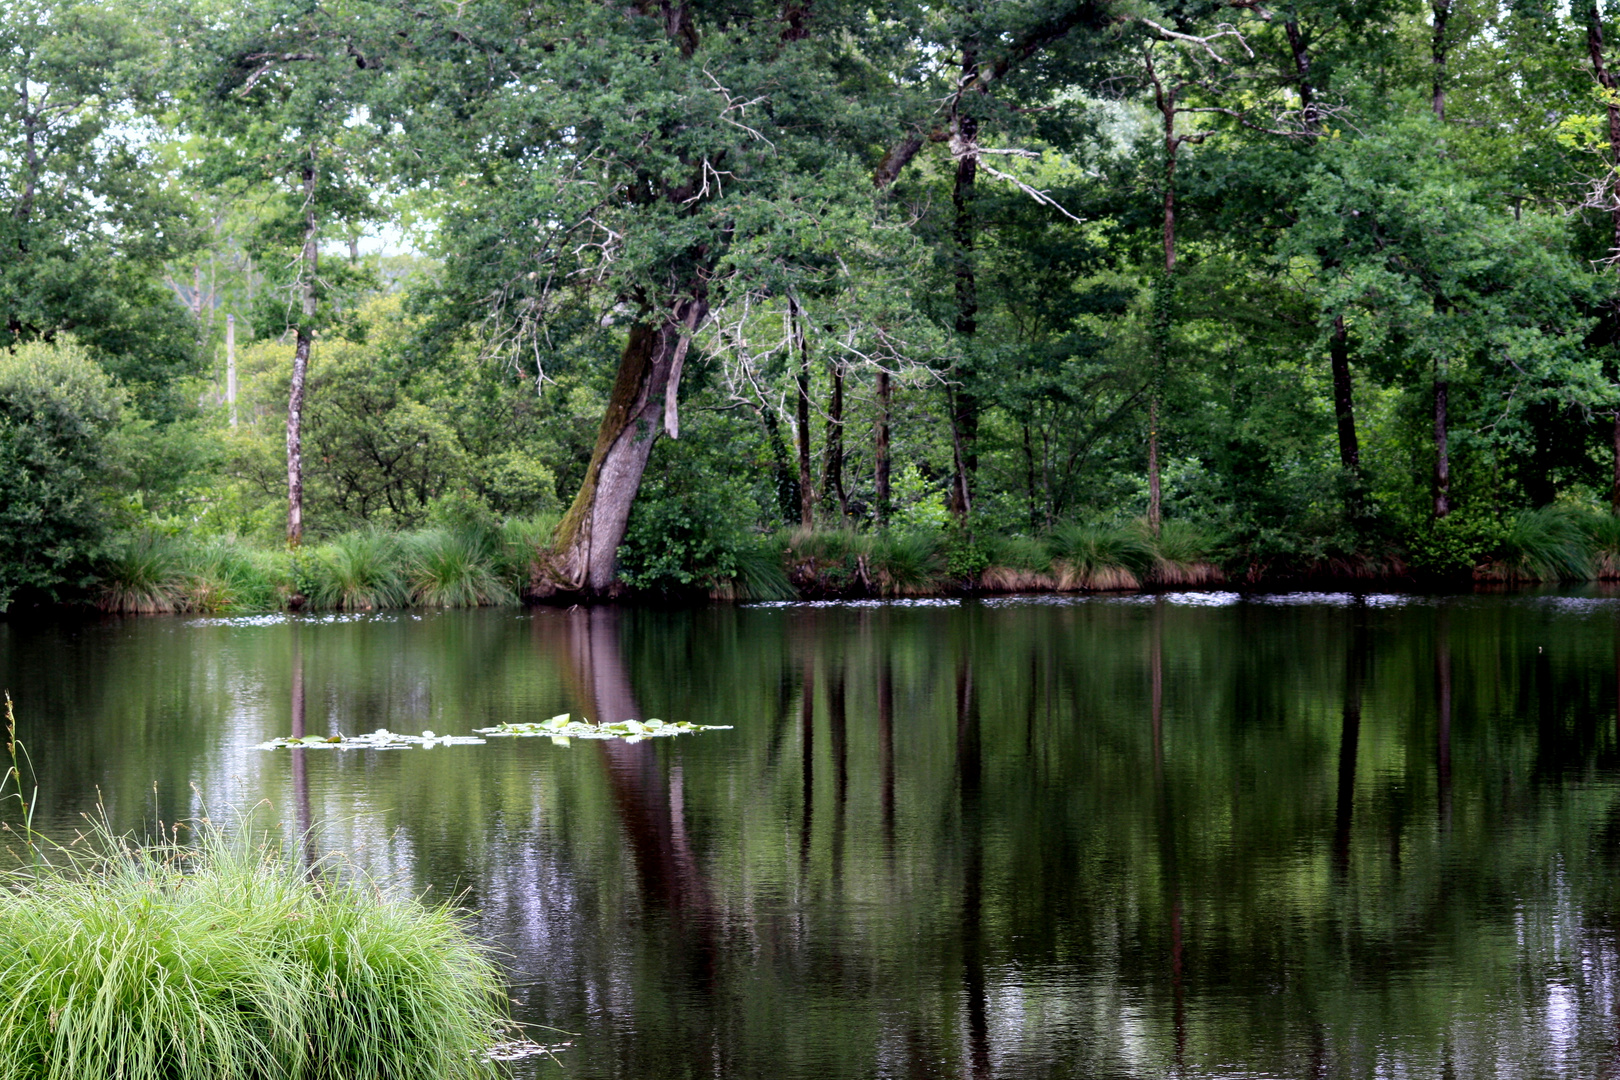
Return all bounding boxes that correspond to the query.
[4,592,1620,1078]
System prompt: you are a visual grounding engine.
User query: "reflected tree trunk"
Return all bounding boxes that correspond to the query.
[540,608,716,966]
[955,656,990,1079]
[1437,606,1453,833]
[1333,613,1365,876]
[288,623,313,870]
[1149,599,1185,1069]
[879,655,896,857]
[800,655,816,874]
[829,664,848,886]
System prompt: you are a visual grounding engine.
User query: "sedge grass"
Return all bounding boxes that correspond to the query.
[407,528,515,608]
[1046,522,1151,591]
[0,818,509,1080]
[179,542,281,614]
[1477,506,1594,583]
[97,535,186,614]
[306,531,410,612]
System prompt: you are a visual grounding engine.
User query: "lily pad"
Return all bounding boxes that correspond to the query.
[474,713,732,743]
[257,728,487,751]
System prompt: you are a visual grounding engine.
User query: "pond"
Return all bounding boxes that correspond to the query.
[3,591,1620,1079]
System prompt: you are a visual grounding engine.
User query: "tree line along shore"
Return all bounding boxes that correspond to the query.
[11,1,1620,612]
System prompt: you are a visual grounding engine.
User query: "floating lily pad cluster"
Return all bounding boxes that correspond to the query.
[474,714,732,745]
[256,729,486,751]
[257,714,730,750]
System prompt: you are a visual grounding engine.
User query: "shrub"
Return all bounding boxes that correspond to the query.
[0,821,508,1080]
[0,340,123,611]
[1408,508,1506,577]
[616,457,761,596]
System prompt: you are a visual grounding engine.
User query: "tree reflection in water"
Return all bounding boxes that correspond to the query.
[6,597,1620,1077]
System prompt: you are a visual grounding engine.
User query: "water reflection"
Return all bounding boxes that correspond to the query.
[6,597,1620,1076]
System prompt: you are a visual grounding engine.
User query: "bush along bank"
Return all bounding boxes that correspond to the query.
[59,503,1620,616]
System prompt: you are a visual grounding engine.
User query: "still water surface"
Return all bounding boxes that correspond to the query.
[3,592,1620,1078]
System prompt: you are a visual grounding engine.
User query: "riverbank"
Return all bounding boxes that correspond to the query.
[35,503,1620,615]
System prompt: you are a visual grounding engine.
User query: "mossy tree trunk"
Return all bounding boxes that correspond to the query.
[542,296,706,597]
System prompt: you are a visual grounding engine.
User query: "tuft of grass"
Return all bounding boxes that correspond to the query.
[407,528,515,608]
[1148,520,1226,586]
[494,514,560,589]
[1478,506,1593,583]
[1046,522,1152,591]
[978,533,1056,592]
[306,532,410,612]
[179,542,282,614]
[983,533,1053,573]
[97,535,186,614]
[0,820,508,1080]
[729,539,795,601]
[782,527,871,565]
[1587,512,1620,580]
[871,530,943,594]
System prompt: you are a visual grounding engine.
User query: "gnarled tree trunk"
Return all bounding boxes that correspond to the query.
[540,297,706,597]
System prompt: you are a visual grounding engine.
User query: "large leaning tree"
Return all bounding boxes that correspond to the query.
[398,0,927,596]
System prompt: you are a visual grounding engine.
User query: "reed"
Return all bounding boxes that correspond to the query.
[0,819,509,1080]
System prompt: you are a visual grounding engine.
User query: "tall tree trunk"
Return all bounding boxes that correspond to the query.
[287,157,319,547]
[1023,420,1039,531]
[1431,0,1451,122]
[544,297,707,596]
[1433,361,1451,520]
[1330,314,1363,526]
[1146,50,1179,539]
[875,369,892,526]
[1284,21,1317,131]
[1583,1,1620,513]
[758,403,799,525]
[1612,412,1620,515]
[1330,315,1359,472]
[822,362,847,521]
[792,297,816,528]
[949,42,980,521]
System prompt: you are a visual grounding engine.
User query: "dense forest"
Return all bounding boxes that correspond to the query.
[8,0,1620,611]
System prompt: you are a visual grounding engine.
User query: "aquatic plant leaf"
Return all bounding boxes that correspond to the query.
[474,716,733,742]
[257,728,487,750]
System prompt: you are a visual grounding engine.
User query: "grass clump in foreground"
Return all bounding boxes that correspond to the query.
[0,820,510,1080]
